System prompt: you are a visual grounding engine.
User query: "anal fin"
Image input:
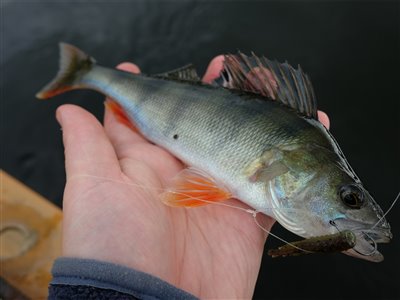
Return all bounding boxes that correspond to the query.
[105,100,141,134]
[161,168,232,207]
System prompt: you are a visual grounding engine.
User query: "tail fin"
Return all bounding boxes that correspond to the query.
[36,43,96,99]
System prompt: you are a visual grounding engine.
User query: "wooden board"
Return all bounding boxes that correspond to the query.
[1,170,62,299]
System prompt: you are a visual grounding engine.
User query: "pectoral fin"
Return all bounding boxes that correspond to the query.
[161,168,232,207]
[245,148,289,182]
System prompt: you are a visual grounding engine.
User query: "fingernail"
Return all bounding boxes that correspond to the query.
[55,107,63,125]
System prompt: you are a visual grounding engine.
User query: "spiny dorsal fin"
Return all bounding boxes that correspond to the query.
[154,64,201,82]
[216,52,318,119]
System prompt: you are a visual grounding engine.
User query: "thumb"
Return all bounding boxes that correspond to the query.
[56,104,121,179]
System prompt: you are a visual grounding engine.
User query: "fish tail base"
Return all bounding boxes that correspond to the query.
[36,43,95,99]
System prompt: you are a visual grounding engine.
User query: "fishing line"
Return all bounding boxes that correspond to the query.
[168,191,254,213]
[330,220,377,256]
[370,191,400,230]
[68,174,307,214]
[169,191,313,253]
[69,174,165,193]
[69,173,315,254]
[251,210,314,254]
[356,231,378,256]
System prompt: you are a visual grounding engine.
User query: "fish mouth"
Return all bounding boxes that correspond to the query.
[332,219,392,263]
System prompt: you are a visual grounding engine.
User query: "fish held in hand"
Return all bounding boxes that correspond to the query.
[37,43,392,262]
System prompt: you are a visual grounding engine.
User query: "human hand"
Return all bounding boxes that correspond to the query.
[58,57,330,299]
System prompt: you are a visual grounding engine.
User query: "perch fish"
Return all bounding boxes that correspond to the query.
[37,43,392,262]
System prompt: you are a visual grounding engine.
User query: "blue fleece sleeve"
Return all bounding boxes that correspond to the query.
[48,257,198,300]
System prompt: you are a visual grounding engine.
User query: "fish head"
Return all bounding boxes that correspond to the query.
[327,180,392,262]
[271,149,392,262]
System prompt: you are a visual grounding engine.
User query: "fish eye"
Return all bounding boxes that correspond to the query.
[340,185,364,209]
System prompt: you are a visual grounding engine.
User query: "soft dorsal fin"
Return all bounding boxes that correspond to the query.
[154,64,201,82]
[216,52,318,119]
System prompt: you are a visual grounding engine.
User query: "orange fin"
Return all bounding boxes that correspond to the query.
[161,168,232,207]
[105,100,140,133]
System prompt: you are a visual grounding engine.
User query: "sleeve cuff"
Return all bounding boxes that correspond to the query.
[50,257,198,300]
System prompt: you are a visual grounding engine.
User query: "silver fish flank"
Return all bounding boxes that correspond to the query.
[37,43,392,262]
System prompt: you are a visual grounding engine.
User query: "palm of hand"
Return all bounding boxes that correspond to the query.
[59,60,329,299]
[61,108,270,299]
[60,61,272,299]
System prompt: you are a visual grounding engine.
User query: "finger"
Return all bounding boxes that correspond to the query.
[56,104,121,179]
[317,110,330,130]
[202,55,224,84]
[114,62,141,74]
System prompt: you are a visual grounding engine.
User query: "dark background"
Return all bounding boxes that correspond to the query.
[2,1,399,299]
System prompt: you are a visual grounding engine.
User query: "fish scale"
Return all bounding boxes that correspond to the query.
[36,43,392,262]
